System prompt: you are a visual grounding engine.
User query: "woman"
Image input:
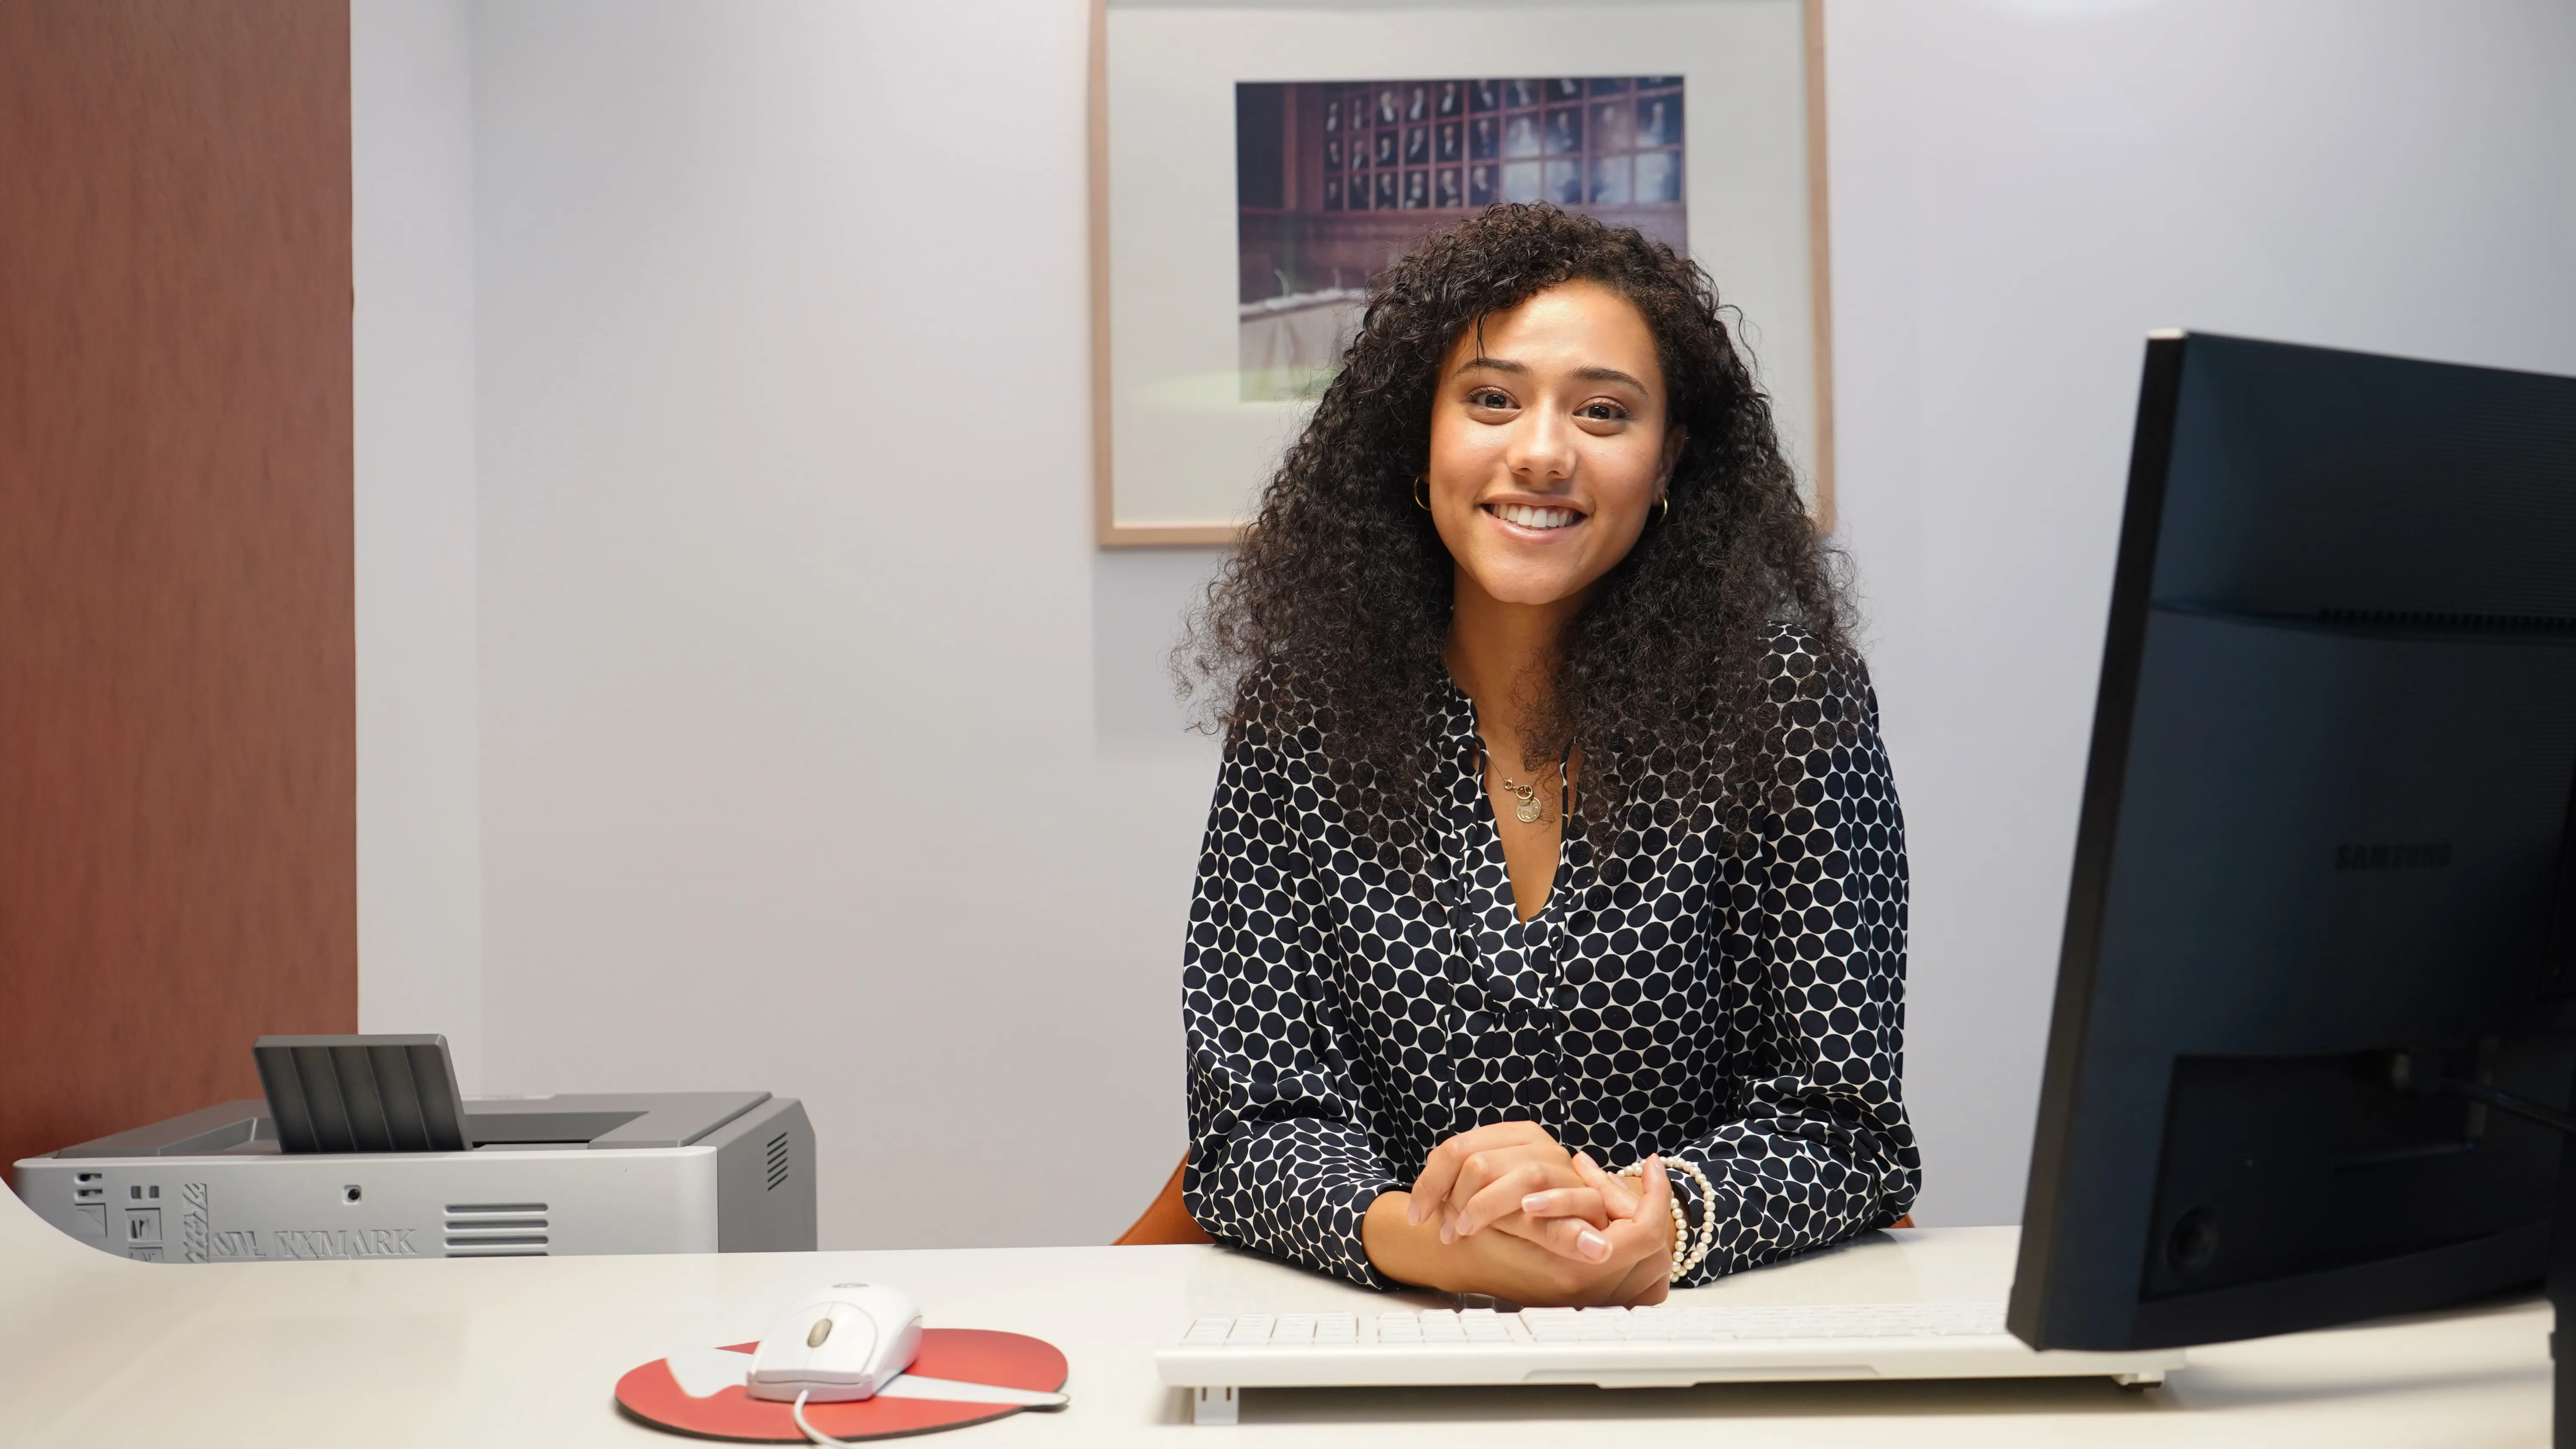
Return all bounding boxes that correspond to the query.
[1178,206,1917,1306]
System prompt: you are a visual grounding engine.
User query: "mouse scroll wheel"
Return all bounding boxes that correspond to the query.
[807,1317,834,1348]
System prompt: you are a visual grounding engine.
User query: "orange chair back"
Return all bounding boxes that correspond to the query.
[1113,1152,1212,1246]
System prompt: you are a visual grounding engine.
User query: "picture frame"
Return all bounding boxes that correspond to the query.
[1090,0,1837,546]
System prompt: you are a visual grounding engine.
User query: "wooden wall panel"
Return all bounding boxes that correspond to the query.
[0,0,355,1184]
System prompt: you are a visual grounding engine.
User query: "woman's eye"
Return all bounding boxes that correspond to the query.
[1470,390,1513,409]
[1579,402,1628,421]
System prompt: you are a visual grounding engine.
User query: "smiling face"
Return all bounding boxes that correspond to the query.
[1425,279,1679,613]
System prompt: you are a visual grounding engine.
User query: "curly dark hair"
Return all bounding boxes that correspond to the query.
[1181,204,1856,864]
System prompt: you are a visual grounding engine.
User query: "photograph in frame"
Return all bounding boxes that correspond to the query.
[1094,0,1832,544]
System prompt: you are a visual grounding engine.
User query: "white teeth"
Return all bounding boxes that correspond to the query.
[1493,503,1577,530]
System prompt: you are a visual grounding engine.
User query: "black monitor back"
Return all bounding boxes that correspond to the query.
[2010,331,2576,1351]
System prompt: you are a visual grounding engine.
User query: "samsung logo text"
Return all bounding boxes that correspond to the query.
[2333,841,2451,871]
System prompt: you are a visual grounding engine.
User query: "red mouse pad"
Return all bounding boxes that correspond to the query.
[616,1328,1069,1441]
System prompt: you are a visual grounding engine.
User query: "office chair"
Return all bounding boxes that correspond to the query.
[1114,1152,1212,1246]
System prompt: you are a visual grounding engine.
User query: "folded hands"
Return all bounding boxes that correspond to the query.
[1359,1121,1679,1307]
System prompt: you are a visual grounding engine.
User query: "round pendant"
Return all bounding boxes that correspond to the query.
[1515,798,1543,824]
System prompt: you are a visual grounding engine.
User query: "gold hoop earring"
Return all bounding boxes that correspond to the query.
[1413,474,1431,511]
[1655,493,1671,525]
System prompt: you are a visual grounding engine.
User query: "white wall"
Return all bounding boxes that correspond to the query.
[467,0,1221,1249]
[1826,0,2576,1224]
[352,0,486,1088]
[353,0,2576,1245]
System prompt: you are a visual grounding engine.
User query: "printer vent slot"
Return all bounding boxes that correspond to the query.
[765,1131,792,1192]
[444,1202,550,1257]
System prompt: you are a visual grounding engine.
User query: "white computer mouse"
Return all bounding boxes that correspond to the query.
[745,1282,924,1403]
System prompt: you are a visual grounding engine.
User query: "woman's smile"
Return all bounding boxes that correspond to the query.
[1485,500,1585,534]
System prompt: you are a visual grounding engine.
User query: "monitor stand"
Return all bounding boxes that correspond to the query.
[2555,1150,2576,1449]
[2413,1058,2576,1448]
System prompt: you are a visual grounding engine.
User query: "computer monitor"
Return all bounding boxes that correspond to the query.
[2008,333,2576,1369]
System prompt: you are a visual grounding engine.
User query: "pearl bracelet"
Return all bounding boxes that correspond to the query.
[1619,1155,1719,1282]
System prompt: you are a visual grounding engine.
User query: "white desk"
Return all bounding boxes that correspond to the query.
[0,1182,2548,1446]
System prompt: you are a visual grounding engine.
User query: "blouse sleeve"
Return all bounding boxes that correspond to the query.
[1180,719,1404,1287]
[1665,641,1922,1285]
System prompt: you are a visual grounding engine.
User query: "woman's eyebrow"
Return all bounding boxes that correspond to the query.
[1571,365,1649,391]
[1456,357,1649,394]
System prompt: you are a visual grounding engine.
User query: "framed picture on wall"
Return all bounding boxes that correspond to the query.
[1090,0,1836,545]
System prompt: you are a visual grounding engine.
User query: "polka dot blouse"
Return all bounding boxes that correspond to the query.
[1180,630,1921,1288]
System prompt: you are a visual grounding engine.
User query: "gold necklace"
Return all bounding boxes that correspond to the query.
[1482,740,1568,825]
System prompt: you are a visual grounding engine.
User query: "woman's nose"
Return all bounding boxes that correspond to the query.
[1507,409,1577,484]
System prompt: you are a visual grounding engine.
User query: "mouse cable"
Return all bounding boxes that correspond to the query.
[790,1390,863,1448]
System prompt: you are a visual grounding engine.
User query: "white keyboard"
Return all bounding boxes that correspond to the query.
[1157,1303,2184,1425]
[1182,1301,2012,1349]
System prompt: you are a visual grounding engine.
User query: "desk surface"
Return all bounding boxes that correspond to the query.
[0,1183,2548,1446]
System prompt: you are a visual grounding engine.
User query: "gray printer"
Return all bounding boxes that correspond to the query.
[11,1034,815,1262]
